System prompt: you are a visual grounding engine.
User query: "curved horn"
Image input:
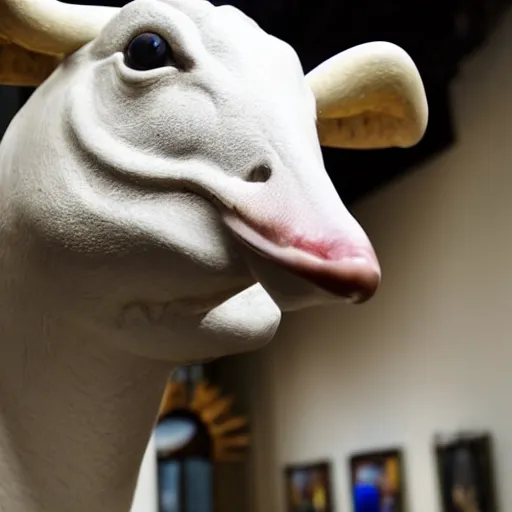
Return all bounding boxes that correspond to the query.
[306,42,428,149]
[0,0,117,56]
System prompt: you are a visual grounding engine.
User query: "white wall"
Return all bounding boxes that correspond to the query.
[216,8,512,512]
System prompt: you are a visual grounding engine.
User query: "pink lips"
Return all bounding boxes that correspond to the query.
[223,212,381,303]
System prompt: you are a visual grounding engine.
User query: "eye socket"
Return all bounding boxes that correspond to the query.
[124,32,176,71]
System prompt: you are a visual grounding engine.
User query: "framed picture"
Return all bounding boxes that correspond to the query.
[284,461,334,512]
[435,432,497,512]
[349,448,404,512]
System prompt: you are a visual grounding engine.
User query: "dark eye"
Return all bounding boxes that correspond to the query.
[124,32,175,71]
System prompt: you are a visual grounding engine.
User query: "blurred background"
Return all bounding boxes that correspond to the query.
[2,0,512,510]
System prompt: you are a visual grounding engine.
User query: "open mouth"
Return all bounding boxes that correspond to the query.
[170,181,380,304]
[222,210,381,303]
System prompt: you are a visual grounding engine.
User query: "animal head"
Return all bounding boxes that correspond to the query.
[0,0,428,363]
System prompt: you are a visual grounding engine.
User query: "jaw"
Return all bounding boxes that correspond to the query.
[111,283,281,362]
[110,235,373,363]
[105,209,379,362]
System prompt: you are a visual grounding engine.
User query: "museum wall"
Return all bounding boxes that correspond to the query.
[215,6,512,512]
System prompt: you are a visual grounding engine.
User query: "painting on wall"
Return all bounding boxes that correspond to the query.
[349,448,404,512]
[435,432,497,512]
[284,461,333,512]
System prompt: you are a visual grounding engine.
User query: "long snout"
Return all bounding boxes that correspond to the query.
[217,161,381,306]
[223,209,380,303]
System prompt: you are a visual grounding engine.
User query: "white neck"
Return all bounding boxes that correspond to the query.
[0,291,172,512]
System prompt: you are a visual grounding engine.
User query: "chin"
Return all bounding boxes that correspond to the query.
[110,283,281,362]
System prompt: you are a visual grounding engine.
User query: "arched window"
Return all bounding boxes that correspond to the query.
[156,365,213,512]
[155,365,249,512]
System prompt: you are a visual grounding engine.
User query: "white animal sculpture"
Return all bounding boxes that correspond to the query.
[0,0,428,510]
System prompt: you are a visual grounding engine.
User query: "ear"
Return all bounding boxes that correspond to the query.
[0,41,61,86]
[306,42,428,149]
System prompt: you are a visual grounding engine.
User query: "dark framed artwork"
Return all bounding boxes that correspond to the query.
[349,448,405,512]
[435,432,497,512]
[284,461,334,512]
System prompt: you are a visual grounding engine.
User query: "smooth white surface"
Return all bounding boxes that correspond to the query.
[216,8,512,512]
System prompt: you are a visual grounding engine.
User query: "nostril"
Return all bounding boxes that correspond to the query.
[247,164,272,183]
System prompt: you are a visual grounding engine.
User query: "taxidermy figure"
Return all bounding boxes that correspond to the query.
[0,0,428,510]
